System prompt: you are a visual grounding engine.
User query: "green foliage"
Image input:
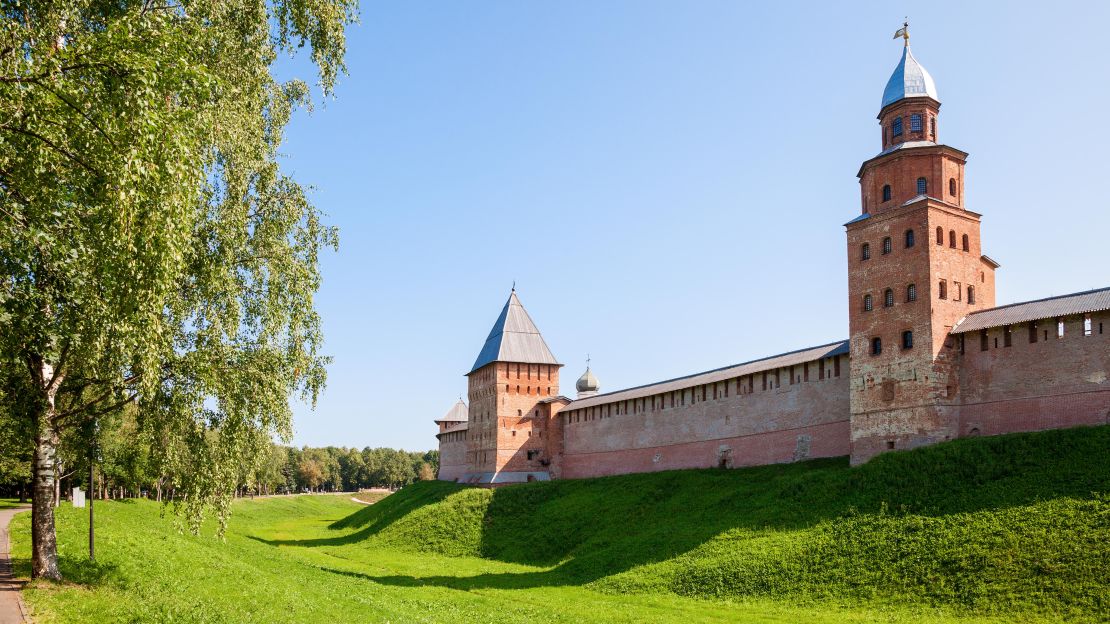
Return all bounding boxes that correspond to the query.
[0,402,31,494]
[251,444,436,494]
[0,0,356,537]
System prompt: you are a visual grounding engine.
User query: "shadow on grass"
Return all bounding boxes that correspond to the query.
[252,426,1110,590]
[317,565,563,591]
[9,555,119,588]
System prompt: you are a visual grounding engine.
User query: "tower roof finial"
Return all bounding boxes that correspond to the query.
[881,20,937,109]
[894,20,909,47]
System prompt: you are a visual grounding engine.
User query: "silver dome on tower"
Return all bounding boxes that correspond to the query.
[575,360,600,399]
[881,24,938,110]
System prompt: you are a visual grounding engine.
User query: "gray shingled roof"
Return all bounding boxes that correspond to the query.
[952,287,1110,333]
[436,422,467,436]
[469,290,560,373]
[565,340,849,411]
[435,399,468,423]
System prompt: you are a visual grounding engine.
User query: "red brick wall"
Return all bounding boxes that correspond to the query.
[495,363,560,474]
[559,358,850,478]
[877,99,939,151]
[562,420,849,478]
[463,362,562,480]
[848,106,1000,464]
[956,311,1110,436]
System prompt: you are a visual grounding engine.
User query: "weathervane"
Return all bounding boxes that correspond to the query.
[586,354,591,369]
[894,19,909,46]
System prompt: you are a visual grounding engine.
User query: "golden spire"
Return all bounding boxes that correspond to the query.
[894,20,909,47]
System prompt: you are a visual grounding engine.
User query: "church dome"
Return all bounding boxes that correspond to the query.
[576,367,600,397]
[881,45,939,110]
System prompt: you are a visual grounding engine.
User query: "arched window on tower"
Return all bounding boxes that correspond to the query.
[861,243,871,260]
[884,288,894,307]
[893,117,903,137]
[906,283,917,302]
[902,330,914,349]
[968,286,976,304]
[916,177,927,195]
[910,113,922,132]
[871,337,883,355]
[962,234,970,252]
[882,237,892,255]
[882,184,891,202]
[939,279,948,299]
[905,229,915,248]
[930,117,936,139]
[949,178,957,197]
[863,294,873,312]
[949,230,957,248]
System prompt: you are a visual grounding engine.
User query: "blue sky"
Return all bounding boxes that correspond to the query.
[278,1,1110,451]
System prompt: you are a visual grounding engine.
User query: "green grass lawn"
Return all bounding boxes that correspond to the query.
[0,498,30,510]
[9,426,1110,623]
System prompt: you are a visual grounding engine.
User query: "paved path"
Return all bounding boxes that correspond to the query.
[0,505,31,624]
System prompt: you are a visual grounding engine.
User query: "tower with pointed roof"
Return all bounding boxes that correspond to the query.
[463,289,568,484]
[434,399,470,482]
[847,28,999,463]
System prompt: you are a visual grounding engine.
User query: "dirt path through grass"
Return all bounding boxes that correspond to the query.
[0,505,30,624]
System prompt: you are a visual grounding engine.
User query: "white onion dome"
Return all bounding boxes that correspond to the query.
[576,367,600,396]
[881,45,939,109]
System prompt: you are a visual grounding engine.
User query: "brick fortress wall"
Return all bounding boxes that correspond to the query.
[955,311,1110,436]
[435,425,469,482]
[558,354,850,479]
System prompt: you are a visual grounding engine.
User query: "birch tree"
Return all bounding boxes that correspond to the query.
[0,0,355,579]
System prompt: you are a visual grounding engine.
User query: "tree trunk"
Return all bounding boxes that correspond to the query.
[31,358,63,580]
[53,459,61,507]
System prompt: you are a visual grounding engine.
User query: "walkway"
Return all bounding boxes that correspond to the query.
[0,505,30,624]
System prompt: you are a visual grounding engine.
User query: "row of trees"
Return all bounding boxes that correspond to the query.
[277,446,438,493]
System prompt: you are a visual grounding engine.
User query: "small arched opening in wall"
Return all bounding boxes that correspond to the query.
[968,427,981,437]
[717,446,733,469]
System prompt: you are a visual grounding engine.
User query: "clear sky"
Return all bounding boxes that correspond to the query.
[277,1,1110,451]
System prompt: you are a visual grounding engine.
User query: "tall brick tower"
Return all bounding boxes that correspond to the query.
[464,289,566,485]
[847,29,999,464]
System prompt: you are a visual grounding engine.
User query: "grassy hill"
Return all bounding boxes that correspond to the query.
[313,425,1110,618]
[10,426,1110,623]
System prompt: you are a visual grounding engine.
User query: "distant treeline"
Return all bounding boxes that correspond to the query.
[0,403,437,500]
[262,445,439,495]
